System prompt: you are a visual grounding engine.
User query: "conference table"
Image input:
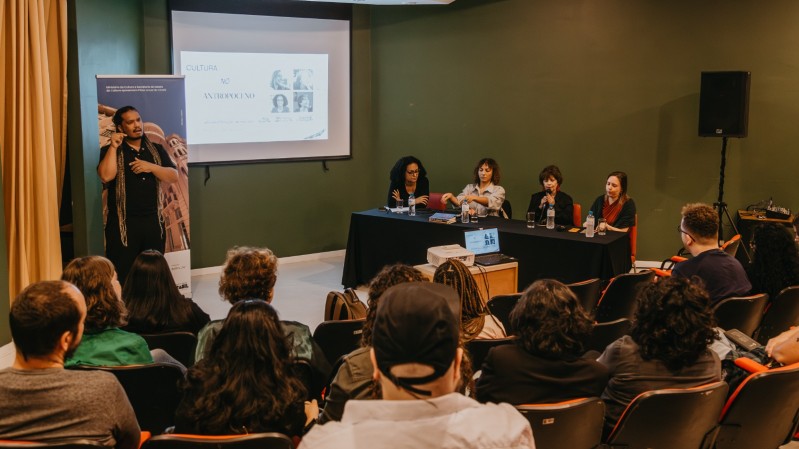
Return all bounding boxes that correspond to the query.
[342,209,631,291]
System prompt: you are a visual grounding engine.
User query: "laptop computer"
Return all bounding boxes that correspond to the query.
[464,228,516,266]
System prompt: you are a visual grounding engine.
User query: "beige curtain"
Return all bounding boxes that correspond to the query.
[0,0,67,300]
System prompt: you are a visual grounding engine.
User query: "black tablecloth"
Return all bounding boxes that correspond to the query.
[342,209,631,289]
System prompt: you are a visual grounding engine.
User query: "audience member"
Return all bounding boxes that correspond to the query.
[590,171,636,233]
[598,277,720,437]
[175,299,316,436]
[476,279,608,404]
[672,203,751,304]
[61,256,154,367]
[441,158,506,217]
[387,156,430,209]
[318,264,426,424]
[122,250,210,335]
[433,258,506,341]
[0,281,139,449]
[195,247,330,379]
[526,165,574,226]
[300,282,535,449]
[746,222,799,301]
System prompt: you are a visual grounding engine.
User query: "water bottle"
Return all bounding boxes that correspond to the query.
[546,205,555,229]
[408,193,416,216]
[461,200,470,223]
[585,210,595,238]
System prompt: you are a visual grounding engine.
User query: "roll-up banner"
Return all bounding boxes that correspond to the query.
[96,75,192,296]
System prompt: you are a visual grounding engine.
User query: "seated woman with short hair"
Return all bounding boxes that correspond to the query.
[441,158,505,217]
[475,279,608,404]
[527,165,574,226]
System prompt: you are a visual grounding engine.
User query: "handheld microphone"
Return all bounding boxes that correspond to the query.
[545,188,552,196]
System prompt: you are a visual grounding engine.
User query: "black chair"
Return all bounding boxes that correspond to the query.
[142,433,293,449]
[486,293,522,335]
[290,359,323,401]
[465,336,515,373]
[593,270,655,323]
[566,278,602,316]
[711,293,768,337]
[500,199,512,219]
[755,285,799,345]
[515,397,604,449]
[585,318,631,353]
[312,319,366,366]
[140,332,198,367]
[73,363,183,434]
[604,381,728,449]
[716,362,799,449]
[0,442,106,449]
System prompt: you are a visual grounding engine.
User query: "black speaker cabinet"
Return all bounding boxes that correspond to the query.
[698,71,751,137]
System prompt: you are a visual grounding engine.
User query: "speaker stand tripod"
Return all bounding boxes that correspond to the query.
[713,136,751,262]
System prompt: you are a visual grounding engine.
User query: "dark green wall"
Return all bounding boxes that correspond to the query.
[369,0,799,260]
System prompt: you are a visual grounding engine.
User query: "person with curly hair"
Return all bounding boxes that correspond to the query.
[527,165,574,226]
[475,279,608,404]
[386,156,430,209]
[441,158,506,217]
[121,250,210,335]
[318,264,426,424]
[590,171,636,233]
[195,247,329,383]
[598,276,720,436]
[175,299,316,436]
[61,256,154,367]
[432,259,506,341]
[746,222,799,301]
[672,203,751,304]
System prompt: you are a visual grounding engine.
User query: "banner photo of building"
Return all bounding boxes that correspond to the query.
[96,75,192,296]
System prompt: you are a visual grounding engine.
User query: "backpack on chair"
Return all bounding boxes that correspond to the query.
[324,288,367,321]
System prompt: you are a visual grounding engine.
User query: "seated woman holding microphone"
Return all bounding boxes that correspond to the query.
[527,164,574,225]
[441,158,506,217]
[387,156,429,208]
[590,170,636,233]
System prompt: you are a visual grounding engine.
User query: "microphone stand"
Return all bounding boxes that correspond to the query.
[713,136,751,262]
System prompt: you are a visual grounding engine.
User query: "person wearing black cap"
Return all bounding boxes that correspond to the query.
[300,282,535,449]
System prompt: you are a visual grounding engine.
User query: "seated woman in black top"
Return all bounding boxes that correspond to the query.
[387,155,429,208]
[475,279,608,405]
[122,250,210,335]
[590,170,637,232]
[527,165,574,226]
[747,222,799,301]
[175,299,316,436]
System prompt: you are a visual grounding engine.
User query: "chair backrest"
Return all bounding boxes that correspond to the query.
[629,213,638,266]
[572,203,582,227]
[716,363,799,449]
[140,332,198,368]
[566,278,602,316]
[501,199,512,219]
[0,441,107,449]
[720,234,742,257]
[427,192,446,211]
[711,293,768,337]
[290,358,320,401]
[755,285,799,345]
[142,433,293,449]
[585,318,631,353]
[465,337,515,373]
[312,319,366,366]
[515,397,604,449]
[606,382,729,449]
[594,270,655,323]
[74,363,183,434]
[486,293,522,335]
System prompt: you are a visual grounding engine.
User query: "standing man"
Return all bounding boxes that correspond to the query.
[98,106,178,284]
[0,281,140,448]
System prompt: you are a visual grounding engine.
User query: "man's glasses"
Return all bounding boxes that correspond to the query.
[406,169,420,175]
[677,225,694,241]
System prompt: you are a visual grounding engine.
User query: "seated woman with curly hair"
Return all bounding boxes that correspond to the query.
[475,279,608,404]
[433,259,506,341]
[746,222,799,301]
[61,256,154,367]
[598,276,720,436]
[175,299,316,436]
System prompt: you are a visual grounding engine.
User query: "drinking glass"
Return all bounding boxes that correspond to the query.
[597,218,607,235]
[527,212,536,228]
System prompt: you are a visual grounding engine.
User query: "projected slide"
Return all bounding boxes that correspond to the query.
[182,51,328,145]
